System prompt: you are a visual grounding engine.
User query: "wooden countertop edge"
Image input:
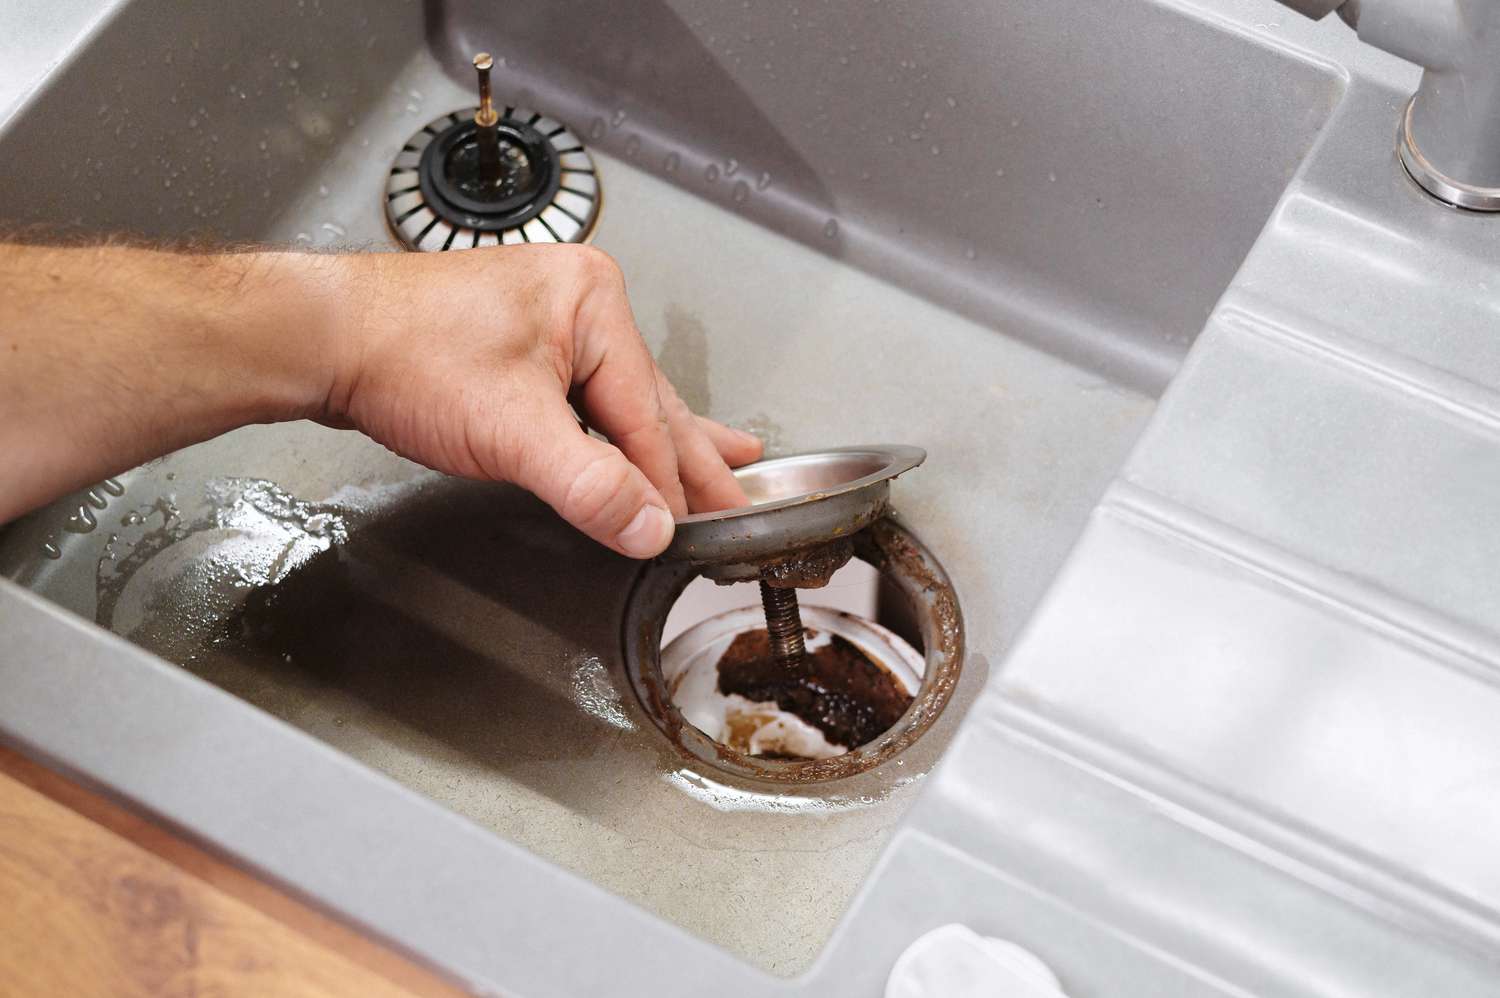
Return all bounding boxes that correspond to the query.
[0,740,479,998]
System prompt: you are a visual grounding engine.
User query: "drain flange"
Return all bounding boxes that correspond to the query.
[385,107,599,251]
[624,518,965,784]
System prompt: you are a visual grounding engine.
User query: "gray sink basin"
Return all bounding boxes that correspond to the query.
[0,0,1345,987]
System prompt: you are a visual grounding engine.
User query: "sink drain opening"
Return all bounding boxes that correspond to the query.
[624,519,963,784]
[662,556,921,649]
[663,558,924,760]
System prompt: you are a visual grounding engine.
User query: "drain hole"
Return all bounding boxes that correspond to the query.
[663,557,922,648]
[662,559,925,760]
[624,520,964,784]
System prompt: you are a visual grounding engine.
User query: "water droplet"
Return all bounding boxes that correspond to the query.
[317,184,329,197]
[1048,171,1056,183]
[295,232,312,243]
[946,96,957,108]
[589,117,606,140]
[994,167,1005,177]
[664,152,680,173]
[732,180,749,204]
[823,218,839,239]
[624,135,641,159]
[41,542,62,560]
[611,108,627,127]
[964,246,977,260]
[756,171,771,191]
[725,158,739,176]
[407,89,422,100]
[321,221,346,237]
[930,145,940,156]
[64,505,98,534]
[704,163,720,183]
[102,479,125,496]
[1010,117,1019,128]
[289,58,300,69]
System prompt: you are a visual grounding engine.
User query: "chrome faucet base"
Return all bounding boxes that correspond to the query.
[1397,98,1500,213]
[1280,0,1500,214]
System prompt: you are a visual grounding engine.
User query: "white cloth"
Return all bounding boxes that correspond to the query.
[885,924,1068,998]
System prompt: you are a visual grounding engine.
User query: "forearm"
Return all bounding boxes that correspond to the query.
[1,240,756,558]
[0,243,348,522]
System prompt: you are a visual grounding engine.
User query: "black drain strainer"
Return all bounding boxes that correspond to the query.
[386,107,599,251]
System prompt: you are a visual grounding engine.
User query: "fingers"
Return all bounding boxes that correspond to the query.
[655,372,751,514]
[569,257,689,518]
[565,247,763,520]
[694,415,763,468]
[509,389,676,559]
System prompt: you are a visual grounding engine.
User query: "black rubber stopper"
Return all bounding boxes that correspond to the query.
[418,116,563,233]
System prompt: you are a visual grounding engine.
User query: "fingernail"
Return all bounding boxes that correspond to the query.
[615,503,674,558]
[733,427,761,447]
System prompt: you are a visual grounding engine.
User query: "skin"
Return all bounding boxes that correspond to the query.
[0,241,762,558]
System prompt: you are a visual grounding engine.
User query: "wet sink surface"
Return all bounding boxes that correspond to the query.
[1,172,1153,970]
[0,0,1339,977]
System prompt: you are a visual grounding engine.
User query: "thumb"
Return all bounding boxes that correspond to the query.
[510,393,677,559]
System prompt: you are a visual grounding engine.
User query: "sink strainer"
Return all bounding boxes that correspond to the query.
[385,55,599,251]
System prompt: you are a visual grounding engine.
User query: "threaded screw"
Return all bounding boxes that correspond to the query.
[759,581,806,667]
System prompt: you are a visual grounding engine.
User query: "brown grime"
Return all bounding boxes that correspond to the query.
[715,629,913,752]
[757,537,855,590]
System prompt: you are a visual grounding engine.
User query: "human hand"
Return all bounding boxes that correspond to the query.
[323,244,762,558]
[0,241,757,550]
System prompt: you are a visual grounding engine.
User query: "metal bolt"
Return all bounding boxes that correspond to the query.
[759,581,806,668]
[472,52,498,125]
[471,52,502,185]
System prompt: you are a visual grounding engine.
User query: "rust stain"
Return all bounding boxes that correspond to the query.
[756,537,854,589]
[623,517,965,785]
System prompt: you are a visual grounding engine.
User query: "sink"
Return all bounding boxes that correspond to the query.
[0,0,1342,983]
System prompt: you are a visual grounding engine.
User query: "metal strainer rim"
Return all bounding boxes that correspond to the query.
[676,445,925,525]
